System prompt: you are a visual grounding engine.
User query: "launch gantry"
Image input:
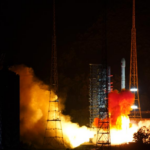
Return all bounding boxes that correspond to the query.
[89,1,113,146]
[89,64,112,146]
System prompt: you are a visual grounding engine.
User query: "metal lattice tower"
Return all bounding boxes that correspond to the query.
[89,66,112,127]
[89,2,112,143]
[89,65,111,146]
[89,64,102,127]
[129,0,142,118]
[97,67,110,146]
[43,0,64,148]
[95,0,110,146]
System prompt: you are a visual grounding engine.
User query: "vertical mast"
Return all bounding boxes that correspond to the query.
[132,0,135,29]
[51,0,58,94]
[130,0,136,90]
[43,0,64,148]
[129,0,141,118]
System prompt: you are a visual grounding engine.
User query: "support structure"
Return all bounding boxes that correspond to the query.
[95,0,111,146]
[43,0,64,148]
[89,64,111,145]
[96,66,110,146]
[89,64,102,126]
[129,0,142,118]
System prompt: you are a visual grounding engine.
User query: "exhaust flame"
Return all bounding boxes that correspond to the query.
[62,119,95,147]
[107,90,149,144]
[93,89,142,145]
[108,90,137,144]
[111,116,135,144]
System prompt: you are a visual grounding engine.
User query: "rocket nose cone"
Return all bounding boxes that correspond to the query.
[121,58,126,67]
[121,58,125,61]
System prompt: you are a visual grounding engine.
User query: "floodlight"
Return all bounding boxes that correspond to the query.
[131,105,138,109]
[130,88,138,92]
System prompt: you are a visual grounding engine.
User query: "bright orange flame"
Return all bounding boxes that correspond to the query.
[109,90,135,127]
[108,90,138,145]
[93,90,138,145]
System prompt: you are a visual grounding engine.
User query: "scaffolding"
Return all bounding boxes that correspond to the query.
[89,64,111,145]
[43,92,64,148]
[89,64,101,126]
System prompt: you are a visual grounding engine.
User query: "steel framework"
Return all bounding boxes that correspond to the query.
[43,0,64,148]
[89,0,111,146]
[89,64,101,126]
[129,0,142,118]
[89,64,111,145]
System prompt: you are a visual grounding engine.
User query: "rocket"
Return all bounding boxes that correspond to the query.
[121,58,126,89]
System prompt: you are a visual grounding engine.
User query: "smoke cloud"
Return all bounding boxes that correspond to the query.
[108,89,135,127]
[10,65,95,148]
[10,65,53,146]
[93,90,135,128]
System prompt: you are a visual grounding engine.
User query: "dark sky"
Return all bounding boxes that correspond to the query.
[1,0,150,124]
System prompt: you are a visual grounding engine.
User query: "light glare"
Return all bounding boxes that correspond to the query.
[130,88,138,91]
[131,105,138,109]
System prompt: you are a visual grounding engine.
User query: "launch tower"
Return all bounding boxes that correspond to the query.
[89,65,111,145]
[43,0,64,148]
[89,1,111,146]
[129,0,142,118]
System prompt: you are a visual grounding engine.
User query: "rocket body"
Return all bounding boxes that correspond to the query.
[121,58,126,89]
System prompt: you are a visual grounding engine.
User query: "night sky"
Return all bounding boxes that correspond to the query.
[1,0,150,125]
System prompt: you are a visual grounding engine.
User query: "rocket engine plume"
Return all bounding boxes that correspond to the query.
[93,89,141,144]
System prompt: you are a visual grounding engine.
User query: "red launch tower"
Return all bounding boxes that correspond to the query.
[129,0,142,118]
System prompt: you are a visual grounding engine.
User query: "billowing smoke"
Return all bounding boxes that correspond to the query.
[10,65,95,148]
[10,65,52,146]
[93,89,144,144]
[93,90,135,128]
[108,90,135,128]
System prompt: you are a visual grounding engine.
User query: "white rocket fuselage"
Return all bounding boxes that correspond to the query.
[121,58,126,89]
